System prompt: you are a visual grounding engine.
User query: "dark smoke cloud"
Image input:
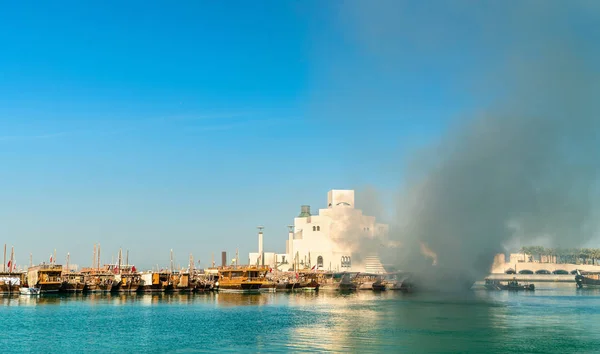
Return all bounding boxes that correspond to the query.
[327,1,600,282]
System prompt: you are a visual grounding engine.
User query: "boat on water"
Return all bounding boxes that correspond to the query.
[193,274,214,292]
[275,281,300,291]
[485,278,535,291]
[60,272,85,293]
[81,267,116,293]
[355,273,387,291]
[0,272,24,294]
[0,246,22,294]
[27,264,63,293]
[398,270,475,293]
[297,272,319,291]
[112,270,141,293]
[214,266,267,293]
[20,287,40,295]
[319,272,357,291]
[109,250,141,293]
[172,271,197,293]
[575,270,600,289]
[139,271,173,292]
[383,273,405,290]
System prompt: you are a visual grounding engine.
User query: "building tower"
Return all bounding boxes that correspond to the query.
[257,226,264,266]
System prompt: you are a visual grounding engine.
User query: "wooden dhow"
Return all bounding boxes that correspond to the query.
[0,245,23,294]
[27,264,63,293]
[214,266,269,292]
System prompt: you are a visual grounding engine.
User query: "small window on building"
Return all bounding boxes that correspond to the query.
[317,256,323,268]
[317,226,320,231]
[312,226,316,231]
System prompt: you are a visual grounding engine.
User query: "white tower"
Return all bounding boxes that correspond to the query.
[287,225,294,270]
[257,226,264,266]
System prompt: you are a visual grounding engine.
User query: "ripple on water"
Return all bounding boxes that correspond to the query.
[2,288,600,353]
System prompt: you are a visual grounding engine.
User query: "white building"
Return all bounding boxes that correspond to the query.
[250,189,388,273]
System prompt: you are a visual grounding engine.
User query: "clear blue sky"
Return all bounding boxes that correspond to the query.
[1,1,594,269]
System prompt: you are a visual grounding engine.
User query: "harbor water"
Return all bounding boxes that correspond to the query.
[2,286,600,353]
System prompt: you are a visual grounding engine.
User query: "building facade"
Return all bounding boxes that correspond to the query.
[250,190,388,273]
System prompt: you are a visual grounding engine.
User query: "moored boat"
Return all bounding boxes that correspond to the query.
[319,272,357,291]
[214,266,267,293]
[575,270,600,289]
[81,267,116,293]
[384,273,404,290]
[20,287,40,295]
[60,272,85,293]
[297,272,320,291]
[0,272,24,294]
[112,272,141,293]
[485,278,535,291]
[138,271,172,292]
[173,272,196,293]
[27,264,63,293]
[0,246,22,294]
[355,273,386,291]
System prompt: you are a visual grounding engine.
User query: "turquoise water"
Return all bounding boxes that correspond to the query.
[2,286,600,353]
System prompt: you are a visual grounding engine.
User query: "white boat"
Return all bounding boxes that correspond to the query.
[19,287,41,295]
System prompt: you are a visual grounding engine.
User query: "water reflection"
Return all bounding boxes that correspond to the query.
[3,288,600,353]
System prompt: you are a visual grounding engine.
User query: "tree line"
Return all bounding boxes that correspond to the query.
[519,246,600,265]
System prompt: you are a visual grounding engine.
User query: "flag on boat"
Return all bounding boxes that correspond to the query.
[50,255,53,263]
[269,267,273,273]
[7,261,11,270]
[311,265,316,271]
[131,265,137,272]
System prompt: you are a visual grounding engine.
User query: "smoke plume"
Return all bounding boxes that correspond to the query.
[329,1,600,282]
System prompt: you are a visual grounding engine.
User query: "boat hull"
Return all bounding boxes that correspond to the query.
[111,281,141,293]
[0,283,20,294]
[60,282,85,293]
[39,282,62,293]
[84,283,113,293]
[216,282,262,293]
[576,274,600,289]
[372,282,387,291]
[20,287,40,295]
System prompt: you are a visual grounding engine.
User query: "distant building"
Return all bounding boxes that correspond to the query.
[250,189,388,273]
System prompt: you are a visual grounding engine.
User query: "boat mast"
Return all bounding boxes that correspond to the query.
[3,244,6,272]
[53,249,56,266]
[67,252,70,274]
[10,246,14,273]
[97,244,101,271]
[92,244,96,272]
[29,253,32,268]
[189,254,193,274]
[118,248,122,274]
[126,250,129,273]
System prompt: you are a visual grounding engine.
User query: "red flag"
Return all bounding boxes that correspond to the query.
[311,265,316,271]
[7,261,11,269]
[131,265,137,272]
[269,267,272,273]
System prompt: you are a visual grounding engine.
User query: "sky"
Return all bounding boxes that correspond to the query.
[1,1,597,270]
